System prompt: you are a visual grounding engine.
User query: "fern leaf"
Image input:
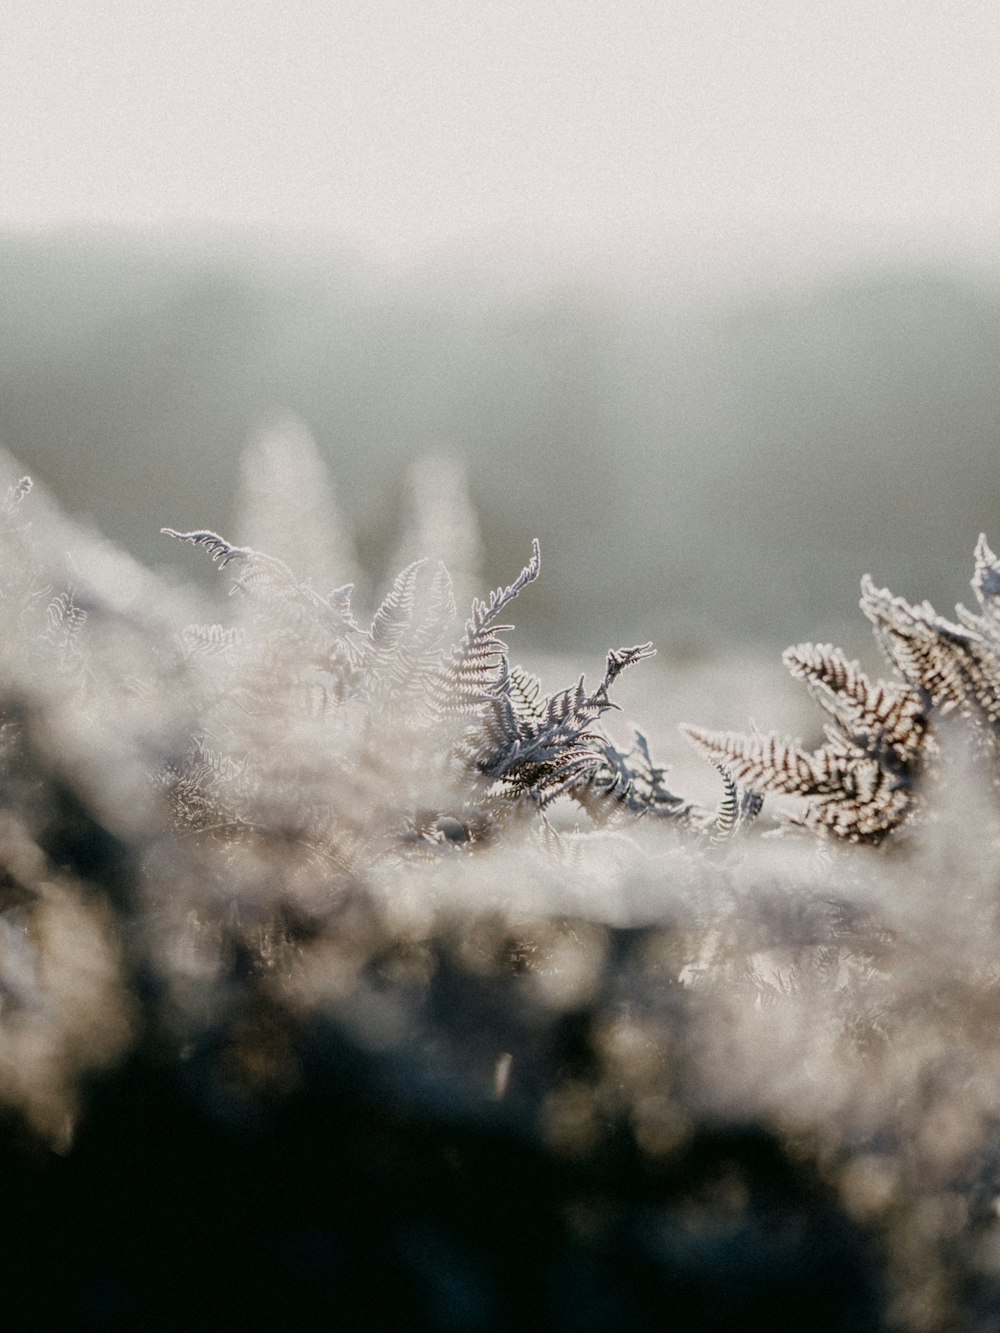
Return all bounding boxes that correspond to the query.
[434,539,541,718]
[862,572,1000,739]
[708,764,763,842]
[179,623,242,659]
[46,590,87,650]
[480,644,665,813]
[161,528,303,601]
[782,643,927,763]
[681,724,911,843]
[408,563,456,657]
[576,729,689,820]
[326,584,361,634]
[971,532,1000,623]
[860,577,969,713]
[603,642,656,690]
[367,560,426,656]
[161,528,256,570]
[681,726,816,796]
[506,665,547,723]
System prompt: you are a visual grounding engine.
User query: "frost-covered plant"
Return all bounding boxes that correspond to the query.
[683,537,1000,843]
[3,430,1000,1330]
[159,519,693,858]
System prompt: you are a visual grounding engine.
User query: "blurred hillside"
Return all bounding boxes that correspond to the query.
[1,232,997,658]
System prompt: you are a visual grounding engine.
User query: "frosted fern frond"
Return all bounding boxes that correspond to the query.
[367,559,425,657]
[479,644,666,810]
[968,533,1000,626]
[708,766,763,843]
[45,590,87,653]
[354,559,460,713]
[682,727,823,798]
[327,584,360,632]
[162,525,360,638]
[160,733,254,832]
[389,564,459,723]
[782,643,928,764]
[505,665,547,723]
[603,643,657,690]
[680,556,991,843]
[179,623,242,659]
[161,526,313,604]
[161,528,258,571]
[409,564,456,657]
[433,538,541,718]
[934,630,1000,736]
[860,578,970,714]
[577,728,690,822]
[862,567,1000,741]
[680,533,1000,846]
[417,554,674,821]
[680,725,911,843]
[480,672,602,788]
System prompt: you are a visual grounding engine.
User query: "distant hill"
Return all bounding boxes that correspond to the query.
[1,233,998,657]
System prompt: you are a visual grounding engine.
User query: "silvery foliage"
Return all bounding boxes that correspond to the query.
[3,432,1000,1329]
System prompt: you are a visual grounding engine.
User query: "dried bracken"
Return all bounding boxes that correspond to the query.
[5,446,1000,1330]
[163,521,689,847]
[683,537,1000,842]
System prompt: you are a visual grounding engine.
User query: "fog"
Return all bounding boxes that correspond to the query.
[1,234,997,661]
[2,0,998,657]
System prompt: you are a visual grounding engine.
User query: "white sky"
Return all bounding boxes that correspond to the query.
[2,0,999,269]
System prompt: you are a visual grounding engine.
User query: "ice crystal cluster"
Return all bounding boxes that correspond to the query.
[2,429,1000,1331]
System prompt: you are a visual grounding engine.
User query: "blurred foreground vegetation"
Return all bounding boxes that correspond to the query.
[0,444,999,1329]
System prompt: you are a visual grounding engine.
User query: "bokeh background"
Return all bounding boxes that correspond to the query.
[2,0,999,659]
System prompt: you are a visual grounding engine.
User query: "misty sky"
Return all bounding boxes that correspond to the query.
[3,1,999,272]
